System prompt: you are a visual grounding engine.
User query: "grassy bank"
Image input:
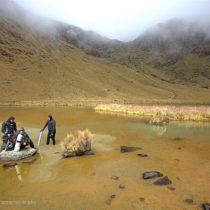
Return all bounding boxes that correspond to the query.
[95,104,210,121]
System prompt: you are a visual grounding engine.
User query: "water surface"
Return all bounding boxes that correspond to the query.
[0,107,210,209]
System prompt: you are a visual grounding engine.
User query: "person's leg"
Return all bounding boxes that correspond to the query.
[1,135,8,151]
[46,132,50,145]
[52,132,56,145]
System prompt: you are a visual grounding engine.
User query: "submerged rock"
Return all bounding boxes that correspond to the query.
[120,146,142,153]
[106,194,116,205]
[111,176,119,180]
[139,197,145,202]
[0,148,37,161]
[137,153,148,157]
[22,158,37,164]
[119,184,125,189]
[184,199,194,204]
[202,203,210,210]
[142,171,163,179]
[154,176,172,185]
[62,150,94,158]
[3,162,18,167]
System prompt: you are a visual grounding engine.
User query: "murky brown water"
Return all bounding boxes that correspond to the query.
[0,107,210,210]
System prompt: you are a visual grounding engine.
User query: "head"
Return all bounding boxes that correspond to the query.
[9,116,15,123]
[19,127,25,135]
[48,115,52,121]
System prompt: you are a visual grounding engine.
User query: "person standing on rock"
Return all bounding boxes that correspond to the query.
[1,116,17,151]
[41,115,56,145]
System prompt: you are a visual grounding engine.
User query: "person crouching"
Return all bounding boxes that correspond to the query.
[6,127,35,151]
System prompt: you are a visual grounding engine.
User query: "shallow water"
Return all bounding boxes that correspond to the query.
[0,107,210,210]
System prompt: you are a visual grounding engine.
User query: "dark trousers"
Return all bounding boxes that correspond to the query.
[1,134,8,151]
[46,132,56,145]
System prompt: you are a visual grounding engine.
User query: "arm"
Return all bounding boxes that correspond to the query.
[29,138,35,148]
[1,122,6,134]
[42,121,48,131]
[14,122,17,132]
[52,120,56,133]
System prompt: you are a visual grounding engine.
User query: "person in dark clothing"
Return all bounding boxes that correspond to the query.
[6,127,35,151]
[1,116,17,151]
[41,115,56,145]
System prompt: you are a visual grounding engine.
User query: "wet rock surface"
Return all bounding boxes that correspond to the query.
[154,176,172,185]
[0,148,37,161]
[142,171,163,179]
[22,158,37,164]
[139,197,145,202]
[202,203,210,210]
[137,153,148,157]
[3,162,18,167]
[120,146,142,153]
[184,199,194,204]
[111,176,119,180]
[106,194,116,205]
[62,150,94,158]
[118,184,125,189]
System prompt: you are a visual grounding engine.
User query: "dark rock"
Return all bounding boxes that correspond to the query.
[22,158,37,164]
[167,186,176,191]
[119,184,125,189]
[202,203,210,210]
[137,153,148,157]
[139,197,145,202]
[3,163,18,167]
[154,176,172,185]
[110,194,116,199]
[142,171,163,179]
[111,176,119,180]
[177,147,182,150]
[120,146,142,153]
[106,195,116,206]
[184,199,193,204]
[62,150,94,158]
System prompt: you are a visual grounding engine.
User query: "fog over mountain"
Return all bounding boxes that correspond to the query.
[13,0,210,41]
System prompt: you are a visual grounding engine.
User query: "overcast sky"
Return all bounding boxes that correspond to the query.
[15,0,210,41]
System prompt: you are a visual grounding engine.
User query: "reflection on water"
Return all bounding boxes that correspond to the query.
[0,107,209,209]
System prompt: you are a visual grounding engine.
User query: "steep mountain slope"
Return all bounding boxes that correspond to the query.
[0,0,210,105]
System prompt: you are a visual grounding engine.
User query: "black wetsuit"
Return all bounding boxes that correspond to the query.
[1,117,17,151]
[42,116,56,145]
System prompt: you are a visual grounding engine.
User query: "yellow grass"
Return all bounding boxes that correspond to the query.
[60,129,92,154]
[95,104,210,121]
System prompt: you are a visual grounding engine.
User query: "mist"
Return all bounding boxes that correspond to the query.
[13,0,210,41]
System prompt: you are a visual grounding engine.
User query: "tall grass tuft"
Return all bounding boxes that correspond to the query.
[61,129,92,155]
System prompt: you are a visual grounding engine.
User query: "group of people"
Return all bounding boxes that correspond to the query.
[0,115,56,152]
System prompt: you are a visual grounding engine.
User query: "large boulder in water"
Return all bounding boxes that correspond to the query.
[0,148,37,161]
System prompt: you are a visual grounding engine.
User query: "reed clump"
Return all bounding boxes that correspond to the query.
[95,104,210,121]
[60,129,92,155]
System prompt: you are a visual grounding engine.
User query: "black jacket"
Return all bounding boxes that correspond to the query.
[1,117,17,135]
[42,118,56,134]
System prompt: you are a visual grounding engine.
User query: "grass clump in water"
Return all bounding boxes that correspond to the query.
[60,129,92,155]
